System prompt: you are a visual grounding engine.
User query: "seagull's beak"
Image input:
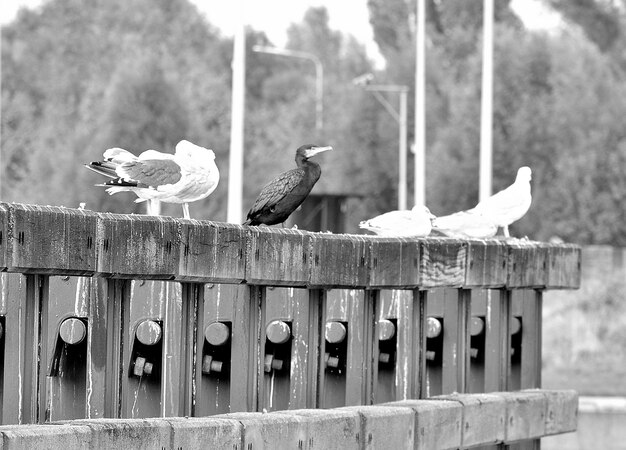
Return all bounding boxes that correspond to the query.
[305,146,333,158]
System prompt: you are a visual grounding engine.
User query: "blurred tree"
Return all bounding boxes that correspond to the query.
[546,0,621,52]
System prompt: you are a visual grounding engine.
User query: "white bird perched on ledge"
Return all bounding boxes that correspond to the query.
[85,140,219,219]
[468,166,532,238]
[359,205,434,237]
[432,209,498,239]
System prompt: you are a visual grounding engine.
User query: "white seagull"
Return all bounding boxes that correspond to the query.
[431,209,498,239]
[359,205,434,237]
[468,166,532,238]
[86,140,219,219]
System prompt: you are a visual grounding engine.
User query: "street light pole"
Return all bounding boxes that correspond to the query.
[226,0,246,224]
[362,84,409,211]
[414,0,426,207]
[252,45,323,132]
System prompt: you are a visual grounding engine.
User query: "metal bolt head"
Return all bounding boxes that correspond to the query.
[205,322,230,346]
[136,320,162,346]
[59,317,86,345]
[470,317,485,336]
[266,320,291,344]
[426,317,442,338]
[325,321,347,344]
[378,319,396,341]
[510,317,522,335]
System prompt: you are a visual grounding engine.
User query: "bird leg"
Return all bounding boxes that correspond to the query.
[147,199,161,216]
[503,226,510,238]
[182,203,190,220]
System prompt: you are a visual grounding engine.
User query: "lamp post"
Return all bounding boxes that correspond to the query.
[354,75,409,211]
[252,45,323,132]
[414,0,426,207]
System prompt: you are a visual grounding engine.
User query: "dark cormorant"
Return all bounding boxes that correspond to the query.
[243,144,333,226]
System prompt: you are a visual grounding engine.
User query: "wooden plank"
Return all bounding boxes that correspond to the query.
[245,227,310,286]
[309,234,369,288]
[5,204,97,275]
[178,220,247,283]
[368,238,420,288]
[96,213,179,279]
[506,241,549,288]
[546,244,581,289]
[420,239,467,288]
[435,392,506,447]
[465,239,508,287]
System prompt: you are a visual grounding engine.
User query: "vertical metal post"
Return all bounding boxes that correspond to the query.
[479,0,494,201]
[414,0,426,206]
[399,90,408,210]
[227,0,246,224]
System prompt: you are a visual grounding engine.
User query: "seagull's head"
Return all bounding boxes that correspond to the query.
[411,205,435,219]
[296,144,333,161]
[516,166,532,183]
[176,140,216,162]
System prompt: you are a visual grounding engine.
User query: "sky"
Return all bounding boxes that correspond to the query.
[0,0,561,66]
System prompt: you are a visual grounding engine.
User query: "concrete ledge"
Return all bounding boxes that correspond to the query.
[382,399,462,450]
[0,390,578,449]
[0,424,91,449]
[434,393,506,447]
[338,405,415,450]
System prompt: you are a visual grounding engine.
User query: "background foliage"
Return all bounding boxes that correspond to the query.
[2,0,626,243]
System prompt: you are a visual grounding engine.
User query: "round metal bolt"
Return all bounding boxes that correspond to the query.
[59,318,86,345]
[136,320,162,346]
[470,317,485,336]
[325,321,347,344]
[426,317,442,338]
[266,320,291,344]
[510,317,522,335]
[205,322,230,346]
[378,319,396,341]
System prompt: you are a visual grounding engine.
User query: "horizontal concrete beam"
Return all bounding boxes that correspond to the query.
[0,390,577,449]
[0,203,580,289]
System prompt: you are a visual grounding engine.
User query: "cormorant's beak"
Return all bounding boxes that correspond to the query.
[305,146,333,158]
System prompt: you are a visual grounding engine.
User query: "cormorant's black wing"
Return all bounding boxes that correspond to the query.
[248,168,305,215]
